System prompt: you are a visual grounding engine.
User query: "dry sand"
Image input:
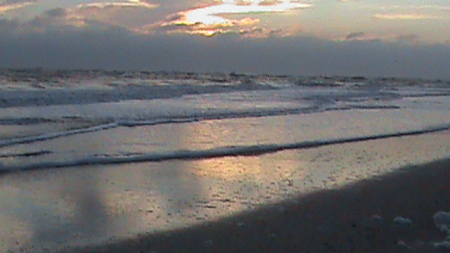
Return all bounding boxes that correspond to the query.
[60,158,450,253]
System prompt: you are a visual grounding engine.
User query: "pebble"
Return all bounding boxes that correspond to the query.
[433,241,450,251]
[397,241,416,251]
[396,240,407,247]
[433,211,450,233]
[393,216,413,226]
[371,215,383,221]
[203,240,214,246]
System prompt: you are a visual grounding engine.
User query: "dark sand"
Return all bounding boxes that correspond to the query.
[62,159,450,253]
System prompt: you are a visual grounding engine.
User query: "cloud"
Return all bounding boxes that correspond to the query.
[160,0,311,36]
[375,13,444,20]
[395,33,419,43]
[156,16,261,37]
[3,5,123,32]
[24,1,160,32]
[26,8,90,29]
[0,0,35,14]
[77,0,158,9]
[1,19,449,79]
[374,4,449,21]
[239,26,288,38]
[0,0,34,4]
[44,8,67,18]
[181,1,311,25]
[379,5,450,12]
[1,1,161,35]
[75,1,160,26]
[339,31,423,44]
[336,33,381,43]
[345,32,365,40]
[0,1,448,79]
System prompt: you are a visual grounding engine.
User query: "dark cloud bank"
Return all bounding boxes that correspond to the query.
[1,20,449,79]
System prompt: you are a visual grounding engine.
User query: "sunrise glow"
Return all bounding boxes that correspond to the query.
[162,0,311,36]
[184,1,312,26]
[0,0,449,44]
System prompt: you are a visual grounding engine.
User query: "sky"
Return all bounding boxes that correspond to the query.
[0,0,449,78]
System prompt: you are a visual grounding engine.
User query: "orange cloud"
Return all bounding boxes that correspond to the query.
[0,1,35,14]
[159,19,252,37]
[162,0,311,37]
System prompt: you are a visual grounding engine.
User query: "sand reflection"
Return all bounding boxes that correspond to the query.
[0,115,449,252]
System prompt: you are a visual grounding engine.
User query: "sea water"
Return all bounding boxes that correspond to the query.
[0,69,449,251]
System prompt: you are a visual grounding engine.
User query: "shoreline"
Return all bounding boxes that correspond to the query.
[2,124,449,173]
[61,158,450,253]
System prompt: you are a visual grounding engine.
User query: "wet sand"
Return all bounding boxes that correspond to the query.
[61,158,450,253]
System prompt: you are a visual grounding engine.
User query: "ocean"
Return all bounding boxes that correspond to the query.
[0,69,449,251]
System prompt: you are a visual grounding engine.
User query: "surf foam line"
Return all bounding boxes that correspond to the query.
[0,109,308,148]
[0,105,400,148]
[0,123,119,148]
[1,123,449,173]
[0,150,52,158]
[0,119,222,148]
[0,119,205,148]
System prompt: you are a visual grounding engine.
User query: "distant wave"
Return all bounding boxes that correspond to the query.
[1,123,448,173]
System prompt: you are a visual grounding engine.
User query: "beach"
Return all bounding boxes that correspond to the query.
[62,158,450,253]
[2,0,450,251]
[0,71,449,252]
[2,129,448,253]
